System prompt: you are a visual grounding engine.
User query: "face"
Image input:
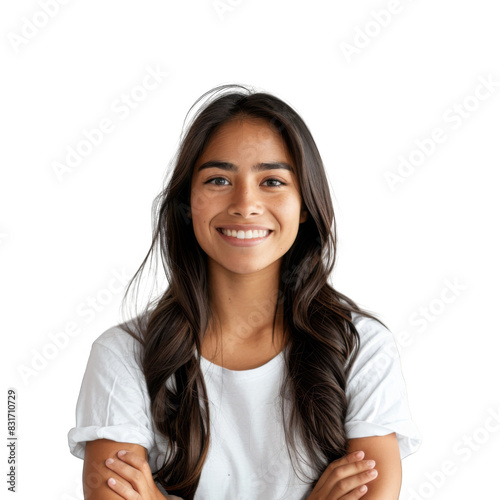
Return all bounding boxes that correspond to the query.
[189,117,308,277]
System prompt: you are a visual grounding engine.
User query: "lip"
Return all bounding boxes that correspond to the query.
[216,227,273,247]
[216,224,272,231]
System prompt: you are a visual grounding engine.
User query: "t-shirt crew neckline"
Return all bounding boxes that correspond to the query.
[199,348,285,381]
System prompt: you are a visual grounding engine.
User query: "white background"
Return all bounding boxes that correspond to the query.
[1,0,499,498]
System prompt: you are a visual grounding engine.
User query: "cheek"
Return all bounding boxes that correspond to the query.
[193,218,208,238]
[191,222,210,255]
[190,190,204,218]
[277,196,302,221]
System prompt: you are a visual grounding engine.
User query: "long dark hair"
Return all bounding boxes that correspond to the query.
[118,83,386,499]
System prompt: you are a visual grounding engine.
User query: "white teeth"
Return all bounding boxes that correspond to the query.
[220,228,270,239]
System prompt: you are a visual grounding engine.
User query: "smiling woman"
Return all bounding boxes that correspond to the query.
[68,84,422,500]
[189,117,307,279]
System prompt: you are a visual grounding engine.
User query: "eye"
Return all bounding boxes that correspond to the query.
[205,177,229,186]
[204,177,286,187]
[263,178,286,187]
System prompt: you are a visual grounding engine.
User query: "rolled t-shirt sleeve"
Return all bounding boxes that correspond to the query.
[67,328,155,460]
[345,316,422,459]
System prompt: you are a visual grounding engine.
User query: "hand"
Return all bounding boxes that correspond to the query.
[104,449,167,499]
[307,450,378,500]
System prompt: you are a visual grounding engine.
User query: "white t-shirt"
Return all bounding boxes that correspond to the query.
[67,313,422,499]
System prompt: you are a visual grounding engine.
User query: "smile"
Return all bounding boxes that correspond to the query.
[218,228,270,239]
[216,228,273,247]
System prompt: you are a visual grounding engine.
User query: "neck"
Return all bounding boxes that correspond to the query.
[205,259,285,348]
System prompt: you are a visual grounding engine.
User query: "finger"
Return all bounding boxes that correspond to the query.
[314,451,365,490]
[325,459,377,489]
[339,483,370,500]
[116,450,153,481]
[107,476,140,500]
[332,468,378,499]
[117,450,157,492]
[315,459,377,497]
[103,465,135,492]
[105,452,150,493]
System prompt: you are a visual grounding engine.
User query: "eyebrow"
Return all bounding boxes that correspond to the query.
[196,160,295,174]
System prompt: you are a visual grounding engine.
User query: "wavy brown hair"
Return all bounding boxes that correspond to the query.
[117,83,386,499]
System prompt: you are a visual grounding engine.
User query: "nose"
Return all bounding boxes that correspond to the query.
[227,180,263,218]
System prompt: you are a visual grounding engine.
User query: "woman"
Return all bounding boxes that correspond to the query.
[68,84,422,499]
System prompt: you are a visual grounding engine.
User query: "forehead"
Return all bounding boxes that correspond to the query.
[194,117,293,169]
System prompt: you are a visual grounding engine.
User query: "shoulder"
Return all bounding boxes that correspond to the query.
[88,320,145,377]
[347,312,401,385]
[351,311,393,346]
[93,322,140,352]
